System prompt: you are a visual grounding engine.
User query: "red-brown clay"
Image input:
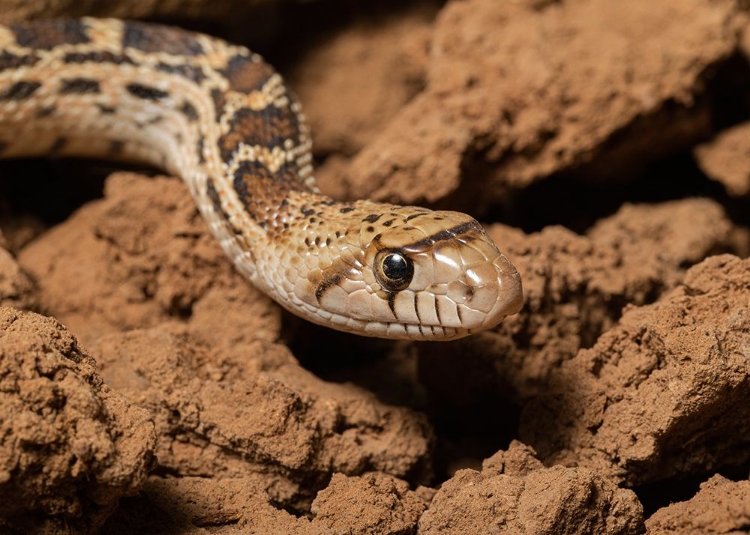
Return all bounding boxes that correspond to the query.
[0,0,749,532]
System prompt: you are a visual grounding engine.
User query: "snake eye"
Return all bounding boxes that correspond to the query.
[374,249,414,292]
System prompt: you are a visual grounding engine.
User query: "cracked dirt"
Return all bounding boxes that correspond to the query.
[0,0,749,533]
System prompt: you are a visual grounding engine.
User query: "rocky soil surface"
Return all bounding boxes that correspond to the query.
[0,0,749,533]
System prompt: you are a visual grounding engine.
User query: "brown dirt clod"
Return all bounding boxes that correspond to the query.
[1,0,750,532]
[418,441,645,535]
[645,475,750,534]
[0,307,155,533]
[520,255,750,486]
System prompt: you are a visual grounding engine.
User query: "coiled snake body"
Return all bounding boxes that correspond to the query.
[0,18,522,340]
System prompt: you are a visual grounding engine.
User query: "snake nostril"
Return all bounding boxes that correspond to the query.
[447,280,473,304]
[464,283,499,314]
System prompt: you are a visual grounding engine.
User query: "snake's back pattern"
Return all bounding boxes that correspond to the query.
[0,18,523,340]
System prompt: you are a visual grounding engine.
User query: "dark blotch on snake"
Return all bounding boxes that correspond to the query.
[363,214,382,223]
[126,82,168,100]
[206,179,223,215]
[59,78,101,94]
[64,51,132,65]
[221,54,275,93]
[156,62,206,84]
[12,20,88,50]
[0,81,41,100]
[206,178,239,234]
[218,105,299,161]
[0,51,38,72]
[339,206,355,214]
[35,106,56,118]
[123,21,204,56]
[196,136,205,163]
[231,160,300,228]
[179,101,199,122]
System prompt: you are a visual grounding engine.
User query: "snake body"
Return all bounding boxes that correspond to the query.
[0,18,522,340]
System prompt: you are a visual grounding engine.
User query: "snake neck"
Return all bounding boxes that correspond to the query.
[0,18,316,285]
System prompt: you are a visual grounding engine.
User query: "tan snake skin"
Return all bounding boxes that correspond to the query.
[0,18,522,340]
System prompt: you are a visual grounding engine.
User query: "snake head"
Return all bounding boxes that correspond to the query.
[296,204,523,341]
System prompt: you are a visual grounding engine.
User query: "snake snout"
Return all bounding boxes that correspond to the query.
[489,253,523,322]
[445,251,522,331]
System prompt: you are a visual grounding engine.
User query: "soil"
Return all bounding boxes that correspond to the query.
[0,0,749,533]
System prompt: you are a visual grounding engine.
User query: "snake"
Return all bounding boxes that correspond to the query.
[0,18,523,341]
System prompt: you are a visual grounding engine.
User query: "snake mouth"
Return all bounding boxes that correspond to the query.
[309,257,523,341]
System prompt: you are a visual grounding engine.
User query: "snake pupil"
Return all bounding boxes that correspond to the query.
[375,250,414,291]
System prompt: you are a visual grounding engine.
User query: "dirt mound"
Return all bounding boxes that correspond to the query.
[1,0,749,532]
